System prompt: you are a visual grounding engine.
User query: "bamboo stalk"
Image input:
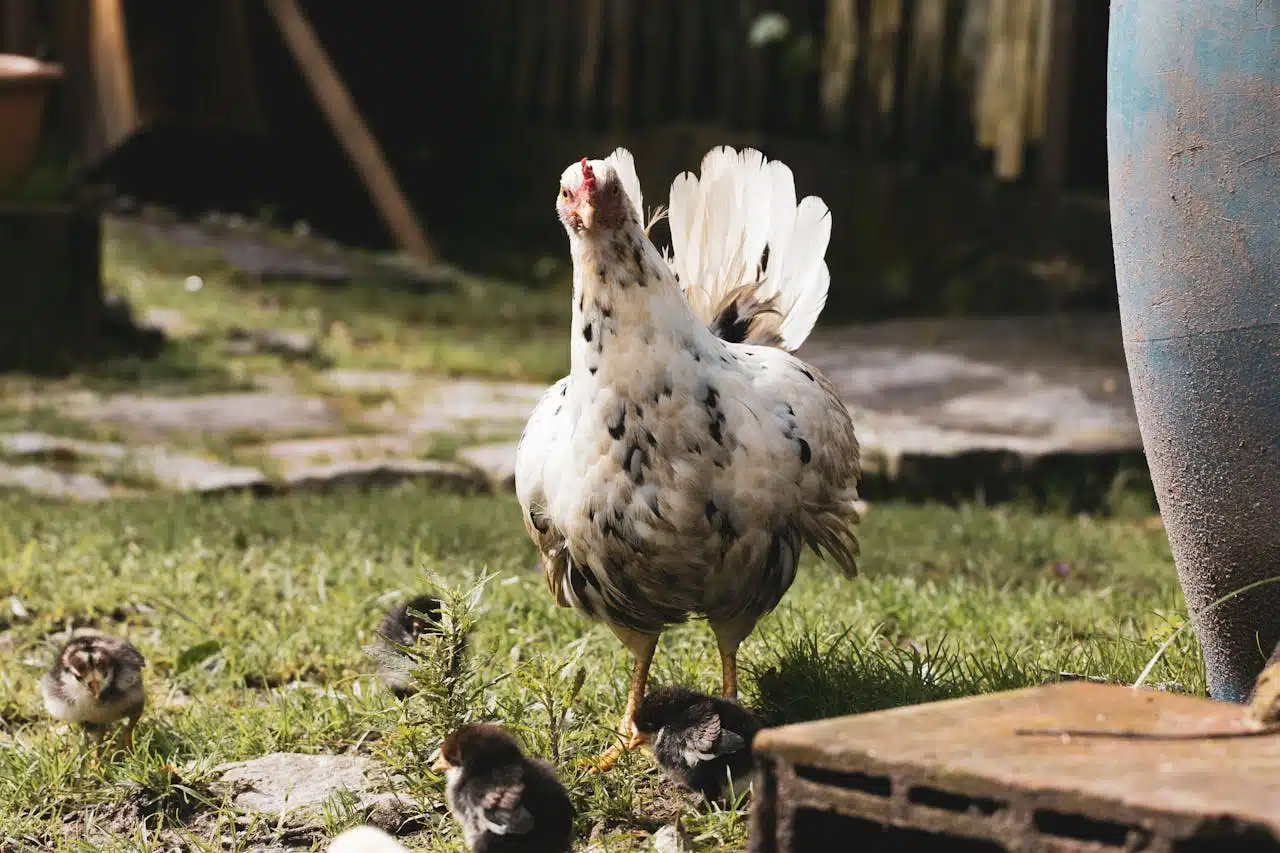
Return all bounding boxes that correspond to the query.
[676,0,700,117]
[867,0,903,127]
[89,0,138,151]
[1029,0,1053,140]
[579,0,604,123]
[609,0,633,129]
[265,0,436,262]
[819,0,858,135]
[904,0,949,152]
[1038,0,1075,188]
[512,0,541,110]
[640,0,667,124]
[543,0,569,117]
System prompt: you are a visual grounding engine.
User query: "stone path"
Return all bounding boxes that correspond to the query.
[0,315,1143,505]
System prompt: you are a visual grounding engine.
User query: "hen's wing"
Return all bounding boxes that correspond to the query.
[666,147,831,352]
[477,766,535,836]
[515,377,572,605]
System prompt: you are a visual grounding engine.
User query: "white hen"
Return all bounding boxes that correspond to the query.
[516,147,860,770]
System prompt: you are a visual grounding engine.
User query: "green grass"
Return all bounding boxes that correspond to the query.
[0,483,1195,851]
[99,219,571,389]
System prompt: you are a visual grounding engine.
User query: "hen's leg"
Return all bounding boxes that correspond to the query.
[711,616,758,700]
[586,626,659,773]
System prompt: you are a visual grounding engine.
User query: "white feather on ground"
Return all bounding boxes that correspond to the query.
[327,826,409,853]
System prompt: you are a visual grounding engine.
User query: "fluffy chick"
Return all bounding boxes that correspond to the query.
[40,629,146,749]
[328,826,410,853]
[634,685,765,800]
[374,594,451,698]
[432,724,574,853]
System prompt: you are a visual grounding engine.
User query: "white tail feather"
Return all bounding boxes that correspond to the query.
[606,147,669,237]
[663,146,832,351]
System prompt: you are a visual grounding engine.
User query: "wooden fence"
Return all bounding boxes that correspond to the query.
[478,0,1091,187]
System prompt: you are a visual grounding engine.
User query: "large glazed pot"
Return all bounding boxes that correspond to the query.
[0,55,63,193]
[1107,0,1279,702]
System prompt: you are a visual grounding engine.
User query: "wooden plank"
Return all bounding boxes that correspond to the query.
[819,0,858,135]
[676,0,700,117]
[53,0,105,170]
[512,0,541,111]
[578,0,604,123]
[639,0,667,124]
[609,0,633,129]
[89,0,139,152]
[265,0,436,262]
[2,0,35,55]
[542,0,569,118]
[1037,0,1075,188]
[866,0,904,144]
[903,0,950,155]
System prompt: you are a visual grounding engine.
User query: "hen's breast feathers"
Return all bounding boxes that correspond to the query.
[516,338,859,632]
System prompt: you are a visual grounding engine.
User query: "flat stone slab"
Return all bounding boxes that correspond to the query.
[367,379,545,440]
[319,369,422,395]
[791,314,1142,490]
[457,442,519,491]
[0,461,113,501]
[275,458,489,494]
[751,682,1280,851]
[213,753,411,830]
[0,432,265,494]
[60,392,344,441]
[248,434,422,476]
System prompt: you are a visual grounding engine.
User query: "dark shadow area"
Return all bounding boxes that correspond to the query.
[792,808,1005,852]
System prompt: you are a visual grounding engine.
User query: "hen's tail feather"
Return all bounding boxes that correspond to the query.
[799,500,861,579]
[665,146,832,352]
[707,283,785,347]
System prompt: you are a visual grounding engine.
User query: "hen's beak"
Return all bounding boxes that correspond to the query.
[577,202,594,232]
[429,748,450,773]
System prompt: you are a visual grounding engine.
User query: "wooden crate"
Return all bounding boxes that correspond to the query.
[749,682,1280,852]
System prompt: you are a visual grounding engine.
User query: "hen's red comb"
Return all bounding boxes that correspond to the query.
[580,157,596,192]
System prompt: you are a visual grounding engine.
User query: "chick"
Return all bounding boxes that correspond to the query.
[40,629,146,749]
[633,685,765,800]
[373,594,453,698]
[328,826,410,853]
[432,724,574,853]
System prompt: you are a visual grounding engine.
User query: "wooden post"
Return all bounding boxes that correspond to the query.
[264,0,436,263]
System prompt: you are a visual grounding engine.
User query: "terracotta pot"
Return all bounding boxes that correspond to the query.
[0,55,63,193]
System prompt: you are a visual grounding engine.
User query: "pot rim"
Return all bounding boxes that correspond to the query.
[0,54,64,85]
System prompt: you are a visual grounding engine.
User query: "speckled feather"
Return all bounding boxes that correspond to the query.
[517,149,860,639]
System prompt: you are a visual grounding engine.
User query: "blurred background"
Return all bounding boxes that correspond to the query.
[1,0,1113,326]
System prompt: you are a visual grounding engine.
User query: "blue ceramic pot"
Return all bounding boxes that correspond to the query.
[1108,0,1279,702]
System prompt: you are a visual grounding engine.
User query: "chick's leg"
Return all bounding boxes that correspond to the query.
[587,626,659,774]
[712,615,758,700]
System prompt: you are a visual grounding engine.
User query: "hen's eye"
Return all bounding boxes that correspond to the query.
[560,187,571,201]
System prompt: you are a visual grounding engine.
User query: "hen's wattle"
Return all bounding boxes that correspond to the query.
[516,146,860,770]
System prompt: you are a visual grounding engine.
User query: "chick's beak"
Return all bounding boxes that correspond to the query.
[85,674,102,697]
[429,748,450,773]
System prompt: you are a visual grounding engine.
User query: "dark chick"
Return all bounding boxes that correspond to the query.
[634,685,765,800]
[432,724,574,853]
[374,594,459,698]
[40,629,146,749]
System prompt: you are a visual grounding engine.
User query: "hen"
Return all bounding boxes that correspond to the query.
[516,146,860,770]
